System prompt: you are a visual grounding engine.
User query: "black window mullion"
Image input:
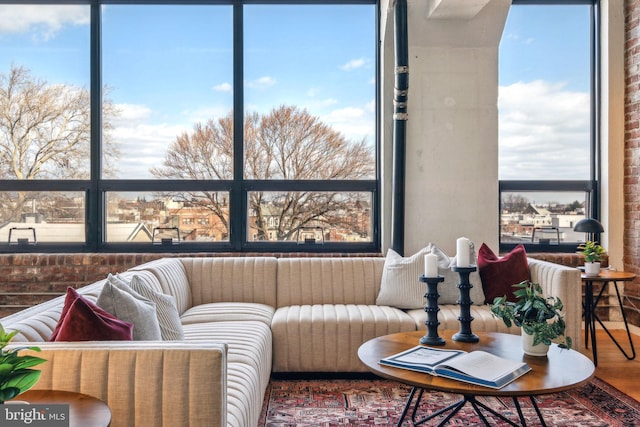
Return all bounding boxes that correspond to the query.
[231,1,244,251]
[245,180,377,192]
[89,0,102,251]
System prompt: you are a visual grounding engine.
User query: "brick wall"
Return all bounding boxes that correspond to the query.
[625,0,640,328]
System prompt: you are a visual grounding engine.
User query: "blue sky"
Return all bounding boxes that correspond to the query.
[0,3,591,182]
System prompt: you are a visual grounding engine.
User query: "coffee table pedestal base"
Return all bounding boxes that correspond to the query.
[398,387,547,427]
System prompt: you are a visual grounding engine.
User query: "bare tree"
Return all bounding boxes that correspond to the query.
[0,65,119,222]
[151,105,375,241]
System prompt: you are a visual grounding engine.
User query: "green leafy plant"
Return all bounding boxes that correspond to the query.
[578,241,606,263]
[0,324,46,403]
[490,281,572,350]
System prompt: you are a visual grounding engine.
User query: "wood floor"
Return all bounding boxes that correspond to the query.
[579,328,640,401]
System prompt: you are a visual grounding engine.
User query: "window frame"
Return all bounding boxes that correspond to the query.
[498,0,600,254]
[0,0,380,254]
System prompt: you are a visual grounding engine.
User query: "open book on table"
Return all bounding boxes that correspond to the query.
[379,346,531,389]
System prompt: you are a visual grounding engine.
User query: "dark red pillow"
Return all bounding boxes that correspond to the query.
[478,243,531,304]
[50,287,133,342]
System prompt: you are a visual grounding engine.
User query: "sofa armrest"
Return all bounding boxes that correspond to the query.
[527,257,582,349]
[17,342,227,427]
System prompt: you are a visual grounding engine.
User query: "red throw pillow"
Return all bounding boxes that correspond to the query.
[478,243,531,304]
[50,287,133,341]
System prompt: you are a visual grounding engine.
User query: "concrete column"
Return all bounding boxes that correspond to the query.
[401,0,510,255]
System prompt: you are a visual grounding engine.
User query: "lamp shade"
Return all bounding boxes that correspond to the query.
[573,218,604,233]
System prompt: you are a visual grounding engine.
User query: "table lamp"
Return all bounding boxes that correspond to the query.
[573,218,604,243]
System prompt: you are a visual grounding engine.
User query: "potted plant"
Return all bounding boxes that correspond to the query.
[490,281,572,356]
[579,241,606,276]
[0,323,46,403]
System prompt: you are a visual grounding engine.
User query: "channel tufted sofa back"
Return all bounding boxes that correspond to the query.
[275,257,384,307]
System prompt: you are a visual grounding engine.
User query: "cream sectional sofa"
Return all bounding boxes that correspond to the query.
[1,256,581,427]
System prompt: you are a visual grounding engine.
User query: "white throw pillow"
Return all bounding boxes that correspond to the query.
[375,247,429,309]
[97,274,162,340]
[375,244,485,309]
[128,275,185,341]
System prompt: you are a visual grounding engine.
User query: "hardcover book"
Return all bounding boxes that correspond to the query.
[379,346,531,389]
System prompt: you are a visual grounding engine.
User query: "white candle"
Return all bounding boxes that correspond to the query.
[456,237,470,267]
[424,254,438,277]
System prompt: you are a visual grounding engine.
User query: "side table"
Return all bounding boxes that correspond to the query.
[11,390,111,427]
[582,269,636,366]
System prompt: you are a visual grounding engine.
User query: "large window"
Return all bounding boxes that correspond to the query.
[0,1,378,253]
[498,1,598,252]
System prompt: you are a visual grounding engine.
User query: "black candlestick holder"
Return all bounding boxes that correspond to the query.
[452,265,479,343]
[419,275,446,346]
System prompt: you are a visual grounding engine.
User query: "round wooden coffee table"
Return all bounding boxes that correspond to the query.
[358,330,595,427]
[12,390,111,427]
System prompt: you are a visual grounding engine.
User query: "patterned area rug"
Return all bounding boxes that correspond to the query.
[258,377,640,426]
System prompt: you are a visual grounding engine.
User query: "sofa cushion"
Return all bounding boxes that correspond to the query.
[478,243,531,303]
[51,287,133,342]
[180,257,278,307]
[375,245,484,309]
[276,258,384,307]
[129,258,192,314]
[182,321,272,427]
[406,305,521,334]
[180,302,275,327]
[271,304,417,372]
[97,274,162,341]
[127,275,185,340]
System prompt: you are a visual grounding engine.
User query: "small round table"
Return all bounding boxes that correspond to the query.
[358,330,595,427]
[581,269,637,366]
[11,390,111,427]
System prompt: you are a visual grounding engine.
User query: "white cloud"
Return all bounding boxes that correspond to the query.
[321,106,374,143]
[110,102,234,178]
[112,122,187,179]
[247,76,276,90]
[114,104,152,124]
[0,5,89,41]
[498,80,590,180]
[365,99,375,114]
[213,82,232,93]
[341,58,367,71]
[305,88,339,108]
[109,103,188,178]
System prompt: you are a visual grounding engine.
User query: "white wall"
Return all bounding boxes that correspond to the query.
[381,0,510,257]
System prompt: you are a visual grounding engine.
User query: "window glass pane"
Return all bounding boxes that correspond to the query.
[0,191,85,243]
[501,191,587,244]
[499,5,591,180]
[102,5,233,179]
[248,191,372,243]
[106,191,230,243]
[0,5,90,180]
[244,5,376,180]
